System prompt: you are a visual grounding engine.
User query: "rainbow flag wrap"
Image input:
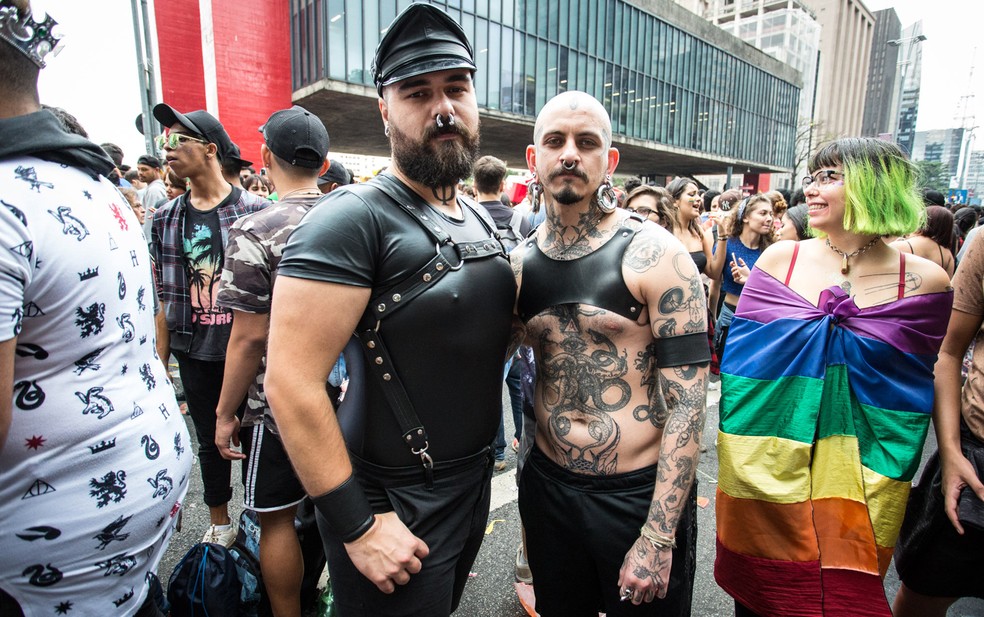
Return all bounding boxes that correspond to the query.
[715,268,952,617]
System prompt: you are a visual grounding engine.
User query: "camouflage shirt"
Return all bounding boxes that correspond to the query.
[216,194,323,432]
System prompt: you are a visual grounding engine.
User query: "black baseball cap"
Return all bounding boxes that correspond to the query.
[372,4,475,96]
[153,103,245,165]
[137,154,162,169]
[259,105,329,169]
[318,159,352,186]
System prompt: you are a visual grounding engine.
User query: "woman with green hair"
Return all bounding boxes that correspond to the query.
[714,138,954,617]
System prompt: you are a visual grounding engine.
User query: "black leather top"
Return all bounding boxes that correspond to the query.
[517,227,644,323]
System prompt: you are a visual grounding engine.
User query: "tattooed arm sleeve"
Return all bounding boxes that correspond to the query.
[635,237,710,537]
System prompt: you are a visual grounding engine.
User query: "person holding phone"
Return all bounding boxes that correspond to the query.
[706,191,775,362]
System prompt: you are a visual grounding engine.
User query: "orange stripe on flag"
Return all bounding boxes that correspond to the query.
[813,497,880,575]
[716,489,820,562]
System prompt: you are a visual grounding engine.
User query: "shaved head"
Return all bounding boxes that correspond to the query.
[533,91,612,148]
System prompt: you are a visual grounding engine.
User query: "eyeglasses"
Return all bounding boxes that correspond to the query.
[802,169,844,189]
[634,207,654,216]
[156,132,207,150]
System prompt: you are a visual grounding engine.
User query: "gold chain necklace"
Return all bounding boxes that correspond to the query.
[825,236,881,275]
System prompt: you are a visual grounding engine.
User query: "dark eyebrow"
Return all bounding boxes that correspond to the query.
[397,72,472,92]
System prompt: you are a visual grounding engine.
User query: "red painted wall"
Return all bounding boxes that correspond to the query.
[154,1,206,122]
[154,0,292,169]
[211,0,292,167]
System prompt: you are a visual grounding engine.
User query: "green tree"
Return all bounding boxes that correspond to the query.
[913,160,949,193]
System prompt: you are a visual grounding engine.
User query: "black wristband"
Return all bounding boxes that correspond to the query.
[310,476,376,543]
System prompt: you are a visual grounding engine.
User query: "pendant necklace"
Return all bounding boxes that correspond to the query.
[825,236,881,275]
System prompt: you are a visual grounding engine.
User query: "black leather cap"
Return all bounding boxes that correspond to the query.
[371,3,475,96]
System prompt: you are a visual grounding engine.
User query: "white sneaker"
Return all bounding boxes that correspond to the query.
[515,544,533,584]
[202,522,238,547]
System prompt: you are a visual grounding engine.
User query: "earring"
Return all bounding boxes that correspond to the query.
[596,175,617,214]
[528,174,543,209]
[384,123,390,137]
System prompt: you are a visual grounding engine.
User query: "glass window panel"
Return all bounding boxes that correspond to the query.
[344,0,364,83]
[474,0,486,17]
[537,0,549,38]
[525,35,538,115]
[490,0,500,22]
[501,0,513,27]
[327,0,345,80]
[586,0,597,56]
[548,0,559,40]
[604,0,615,59]
[488,22,501,109]
[568,0,579,48]
[559,47,571,92]
[547,43,558,100]
[558,1,569,46]
[474,17,487,106]
[536,39,547,111]
[363,1,379,82]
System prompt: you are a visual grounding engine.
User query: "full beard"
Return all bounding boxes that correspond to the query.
[389,120,480,190]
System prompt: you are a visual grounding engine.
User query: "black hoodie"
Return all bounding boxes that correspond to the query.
[0,109,115,179]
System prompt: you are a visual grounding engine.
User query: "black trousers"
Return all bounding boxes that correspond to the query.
[519,446,697,617]
[172,350,238,507]
[319,449,494,617]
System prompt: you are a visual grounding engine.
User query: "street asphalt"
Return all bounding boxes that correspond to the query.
[159,376,984,616]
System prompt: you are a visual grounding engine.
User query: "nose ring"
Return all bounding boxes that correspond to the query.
[436,113,456,128]
[562,160,576,171]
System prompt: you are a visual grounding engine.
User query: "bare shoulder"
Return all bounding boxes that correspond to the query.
[509,242,530,278]
[902,251,953,294]
[752,239,800,279]
[622,218,682,273]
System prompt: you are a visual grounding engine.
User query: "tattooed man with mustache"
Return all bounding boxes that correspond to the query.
[512,91,710,617]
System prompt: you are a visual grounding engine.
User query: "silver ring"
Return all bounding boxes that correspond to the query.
[620,588,633,600]
[562,160,576,171]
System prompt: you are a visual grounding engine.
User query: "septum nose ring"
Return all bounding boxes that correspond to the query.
[436,113,456,128]
[562,160,576,171]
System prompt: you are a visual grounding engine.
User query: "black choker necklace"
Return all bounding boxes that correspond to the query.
[825,236,880,275]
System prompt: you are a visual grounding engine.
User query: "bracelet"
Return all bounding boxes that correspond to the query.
[717,238,728,243]
[310,476,376,543]
[639,525,676,550]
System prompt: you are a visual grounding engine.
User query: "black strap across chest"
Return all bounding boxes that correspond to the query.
[518,217,645,323]
[344,175,504,486]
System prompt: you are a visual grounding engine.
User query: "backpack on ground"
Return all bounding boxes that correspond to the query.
[167,543,242,617]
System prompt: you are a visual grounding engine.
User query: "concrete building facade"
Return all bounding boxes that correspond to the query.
[861,8,900,138]
[799,0,874,140]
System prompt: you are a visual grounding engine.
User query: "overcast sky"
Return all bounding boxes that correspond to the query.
[30,0,982,164]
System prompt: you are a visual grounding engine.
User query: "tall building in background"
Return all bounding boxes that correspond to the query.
[702,0,820,180]
[912,128,966,180]
[861,8,901,138]
[800,0,875,139]
[895,21,926,156]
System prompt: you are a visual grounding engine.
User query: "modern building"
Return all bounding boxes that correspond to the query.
[798,0,874,140]
[861,8,900,138]
[700,0,821,181]
[149,0,802,186]
[912,128,967,182]
[964,150,984,203]
[895,21,926,156]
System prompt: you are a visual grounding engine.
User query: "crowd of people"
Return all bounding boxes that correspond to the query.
[3,1,984,617]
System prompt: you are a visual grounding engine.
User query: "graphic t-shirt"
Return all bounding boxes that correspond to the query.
[0,157,190,615]
[183,201,233,359]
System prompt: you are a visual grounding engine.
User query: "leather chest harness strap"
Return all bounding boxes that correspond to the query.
[347,175,505,487]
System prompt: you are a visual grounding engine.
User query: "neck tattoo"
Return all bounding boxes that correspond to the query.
[431,185,454,206]
[825,236,881,275]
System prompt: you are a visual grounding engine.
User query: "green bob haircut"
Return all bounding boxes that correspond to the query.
[809,137,924,237]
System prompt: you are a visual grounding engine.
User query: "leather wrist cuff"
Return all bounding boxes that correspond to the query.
[311,476,375,543]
